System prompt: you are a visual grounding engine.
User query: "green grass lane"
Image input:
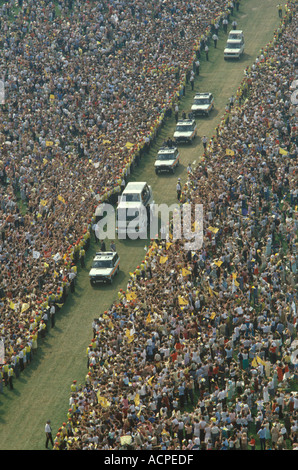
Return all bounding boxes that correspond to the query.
[0,0,284,450]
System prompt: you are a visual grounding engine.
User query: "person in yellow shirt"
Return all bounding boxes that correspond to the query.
[71,380,78,393]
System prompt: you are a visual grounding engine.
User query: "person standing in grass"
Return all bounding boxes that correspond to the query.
[45,420,54,449]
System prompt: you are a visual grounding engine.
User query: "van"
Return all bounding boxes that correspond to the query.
[224,33,245,59]
[116,182,154,236]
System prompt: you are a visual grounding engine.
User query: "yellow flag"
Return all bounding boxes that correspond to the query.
[279,147,288,156]
[256,356,266,366]
[166,242,172,250]
[226,149,235,156]
[40,199,48,206]
[208,286,214,297]
[182,268,191,276]
[147,376,154,386]
[178,296,188,306]
[126,291,137,301]
[159,256,168,264]
[21,303,30,313]
[251,358,258,368]
[134,394,140,406]
[125,142,134,149]
[97,393,111,408]
[208,226,219,234]
[214,260,223,267]
[9,300,15,310]
[146,313,152,324]
[58,195,66,204]
[125,329,134,343]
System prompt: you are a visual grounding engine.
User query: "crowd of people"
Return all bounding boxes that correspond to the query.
[0,0,297,452]
[46,3,297,451]
[0,0,236,382]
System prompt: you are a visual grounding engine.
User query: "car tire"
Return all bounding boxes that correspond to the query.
[155,169,159,175]
[90,280,95,287]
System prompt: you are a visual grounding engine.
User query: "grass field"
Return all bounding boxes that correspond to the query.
[0,0,285,450]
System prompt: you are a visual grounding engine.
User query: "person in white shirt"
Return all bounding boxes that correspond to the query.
[45,420,54,449]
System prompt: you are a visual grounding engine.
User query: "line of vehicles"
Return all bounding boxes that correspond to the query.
[90,181,154,286]
[89,30,244,286]
[155,90,214,175]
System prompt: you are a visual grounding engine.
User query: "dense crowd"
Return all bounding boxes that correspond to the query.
[48,3,297,451]
[0,0,234,380]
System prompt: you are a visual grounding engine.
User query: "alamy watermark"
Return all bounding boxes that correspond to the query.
[95,199,203,250]
[0,79,5,105]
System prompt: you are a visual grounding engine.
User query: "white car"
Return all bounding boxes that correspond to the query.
[191,93,214,117]
[116,181,154,237]
[224,36,245,59]
[89,251,120,286]
[155,146,180,174]
[173,119,197,144]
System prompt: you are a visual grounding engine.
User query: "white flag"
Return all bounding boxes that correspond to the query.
[53,252,61,262]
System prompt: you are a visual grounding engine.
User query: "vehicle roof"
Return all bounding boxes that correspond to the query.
[122,182,148,193]
[176,119,196,125]
[194,92,212,97]
[158,146,177,153]
[229,30,243,34]
[94,251,116,259]
[226,38,243,43]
